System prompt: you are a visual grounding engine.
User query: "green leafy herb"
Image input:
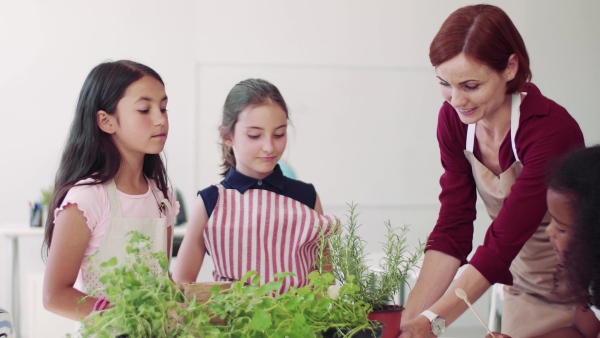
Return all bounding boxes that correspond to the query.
[324,202,425,310]
[76,229,382,337]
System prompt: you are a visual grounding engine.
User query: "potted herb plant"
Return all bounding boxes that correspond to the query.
[78,230,382,338]
[204,270,382,337]
[196,226,384,337]
[77,231,219,338]
[325,203,425,338]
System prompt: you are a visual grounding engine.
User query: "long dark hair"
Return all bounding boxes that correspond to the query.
[219,78,289,176]
[548,145,600,308]
[429,4,531,94]
[43,60,170,256]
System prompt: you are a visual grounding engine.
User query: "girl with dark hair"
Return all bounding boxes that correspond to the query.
[173,78,337,293]
[490,146,600,337]
[400,4,585,338]
[43,60,179,321]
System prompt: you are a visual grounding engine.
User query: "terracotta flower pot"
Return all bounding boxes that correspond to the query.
[367,305,404,338]
[322,325,384,338]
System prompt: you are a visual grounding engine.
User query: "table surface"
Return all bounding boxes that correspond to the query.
[0,225,44,236]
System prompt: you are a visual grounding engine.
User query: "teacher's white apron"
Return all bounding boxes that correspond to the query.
[463,93,574,337]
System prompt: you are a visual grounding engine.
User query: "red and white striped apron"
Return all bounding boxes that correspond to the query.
[204,184,337,293]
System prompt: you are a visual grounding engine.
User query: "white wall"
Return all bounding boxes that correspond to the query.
[1,1,600,337]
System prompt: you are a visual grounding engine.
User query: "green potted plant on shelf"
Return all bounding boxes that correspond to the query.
[40,185,53,226]
[325,203,425,338]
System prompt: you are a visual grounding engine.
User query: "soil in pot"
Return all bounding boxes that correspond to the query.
[367,305,404,338]
[322,325,384,338]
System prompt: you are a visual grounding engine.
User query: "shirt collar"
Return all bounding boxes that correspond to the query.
[519,82,549,120]
[223,164,286,194]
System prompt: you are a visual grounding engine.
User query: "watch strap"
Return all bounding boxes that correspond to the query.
[420,309,438,322]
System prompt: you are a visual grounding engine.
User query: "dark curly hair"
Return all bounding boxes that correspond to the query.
[548,145,600,308]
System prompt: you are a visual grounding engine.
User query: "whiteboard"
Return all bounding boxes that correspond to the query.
[194,63,444,206]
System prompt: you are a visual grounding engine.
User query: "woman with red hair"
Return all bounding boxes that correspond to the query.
[399,4,584,337]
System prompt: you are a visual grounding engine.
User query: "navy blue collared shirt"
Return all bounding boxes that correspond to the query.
[199,164,318,218]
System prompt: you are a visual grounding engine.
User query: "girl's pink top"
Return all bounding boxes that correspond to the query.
[54,178,179,274]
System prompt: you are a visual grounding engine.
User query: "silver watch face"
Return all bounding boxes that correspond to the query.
[431,317,446,335]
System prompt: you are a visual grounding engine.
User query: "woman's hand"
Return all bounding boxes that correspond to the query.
[401,251,460,320]
[486,333,510,338]
[398,316,436,338]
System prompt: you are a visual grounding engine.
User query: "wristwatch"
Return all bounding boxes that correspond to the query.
[420,310,446,336]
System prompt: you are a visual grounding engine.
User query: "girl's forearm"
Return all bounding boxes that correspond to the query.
[44,287,96,321]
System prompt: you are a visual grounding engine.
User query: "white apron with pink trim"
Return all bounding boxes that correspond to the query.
[74,179,174,336]
[83,179,174,299]
[463,93,574,337]
[204,184,337,293]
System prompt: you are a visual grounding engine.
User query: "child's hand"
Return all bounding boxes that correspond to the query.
[486,333,511,338]
[167,302,188,331]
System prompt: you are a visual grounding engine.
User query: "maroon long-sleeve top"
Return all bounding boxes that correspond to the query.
[427,83,585,285]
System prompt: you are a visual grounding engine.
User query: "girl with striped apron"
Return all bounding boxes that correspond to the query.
[464,93,575,337]
[204,184,338,293]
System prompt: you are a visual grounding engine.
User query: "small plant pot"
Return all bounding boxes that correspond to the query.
[322,325,383,338]
[367,305,404,338]
[184,281,232,325]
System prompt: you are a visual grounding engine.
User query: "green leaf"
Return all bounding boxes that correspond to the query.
[99,256,118,268]
[293,312,306,325]
[251,310,271,330]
